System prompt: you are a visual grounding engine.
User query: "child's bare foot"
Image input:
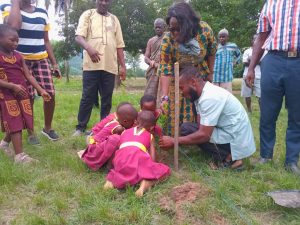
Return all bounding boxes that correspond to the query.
[103,181,114,190]
[208,161,218,170]
[77,150,85,159]
[135,180,154,198]
[135,187,145,198]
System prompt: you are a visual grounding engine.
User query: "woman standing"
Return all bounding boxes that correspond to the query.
[158,2,217,135]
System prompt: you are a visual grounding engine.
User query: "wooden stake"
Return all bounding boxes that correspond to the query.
[174,62,180,171]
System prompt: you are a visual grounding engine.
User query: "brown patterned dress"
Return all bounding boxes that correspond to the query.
[0,51,33,133]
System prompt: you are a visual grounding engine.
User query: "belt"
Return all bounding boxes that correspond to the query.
[269,50,300,58]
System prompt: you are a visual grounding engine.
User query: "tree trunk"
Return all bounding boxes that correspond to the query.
[64,2,70,83]
[64,60,70,83]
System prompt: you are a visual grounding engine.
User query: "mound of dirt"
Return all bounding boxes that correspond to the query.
[171,182,202,203]
[159,182,211,224]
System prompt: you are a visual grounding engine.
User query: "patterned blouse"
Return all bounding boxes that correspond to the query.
[158,21,217,78]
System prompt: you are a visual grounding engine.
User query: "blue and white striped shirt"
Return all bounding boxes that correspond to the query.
[1,4,50,60]
[213,42,241,83]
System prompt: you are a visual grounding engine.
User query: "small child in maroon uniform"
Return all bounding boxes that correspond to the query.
[78,103,138,171]
[140,95,163,137]
[104,110,171,197]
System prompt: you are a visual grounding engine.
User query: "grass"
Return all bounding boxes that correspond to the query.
[0,77,299,225]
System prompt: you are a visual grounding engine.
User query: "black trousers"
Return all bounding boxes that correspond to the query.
[76,70,115,131]
[180,122,231,163]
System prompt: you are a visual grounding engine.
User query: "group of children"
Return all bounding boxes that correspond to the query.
[78,96,171,197]
[0,24,51,163]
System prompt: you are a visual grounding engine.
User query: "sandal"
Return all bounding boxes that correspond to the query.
[231,160,244,171]
[14,152,38,164]
[0,141,14,158]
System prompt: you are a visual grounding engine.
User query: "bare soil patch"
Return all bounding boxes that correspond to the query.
[159,182,211,224]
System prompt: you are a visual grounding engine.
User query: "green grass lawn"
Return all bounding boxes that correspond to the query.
[0,77,299,225]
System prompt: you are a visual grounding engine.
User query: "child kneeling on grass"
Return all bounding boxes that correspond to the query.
[0,24,51,163]
[104,110,171,197]
[78,102,138,171]
[140,94,163,137]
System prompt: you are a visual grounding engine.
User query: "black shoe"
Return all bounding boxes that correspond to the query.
[285,163,300,176]
[41,129,59,141]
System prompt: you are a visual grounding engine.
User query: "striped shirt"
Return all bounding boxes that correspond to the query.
[213,42,241,83]
[258,0,300,51]
[1,4,50,60]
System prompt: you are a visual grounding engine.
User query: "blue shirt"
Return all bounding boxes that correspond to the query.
[213,42,241,82]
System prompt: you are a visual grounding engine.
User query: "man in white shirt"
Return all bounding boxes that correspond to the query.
[159,66,256,169]
[241,35,263,113]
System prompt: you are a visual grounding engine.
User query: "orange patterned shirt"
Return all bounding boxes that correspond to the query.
[158,21,217,78]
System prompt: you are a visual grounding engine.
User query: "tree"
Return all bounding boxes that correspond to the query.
[148,0,177,16]
[110,0,158,56]
[52,0,82,81]
[191,0,265,48]
[125,51,141,78]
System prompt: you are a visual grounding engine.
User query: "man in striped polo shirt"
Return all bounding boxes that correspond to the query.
[213,28,241,93]
[246,0,300,175]
[1,0,60,142]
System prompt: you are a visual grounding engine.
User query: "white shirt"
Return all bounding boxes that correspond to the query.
[195,82,256,160]
[242,47,265,79]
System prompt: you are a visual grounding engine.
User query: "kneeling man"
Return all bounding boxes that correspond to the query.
[159,66,256,169]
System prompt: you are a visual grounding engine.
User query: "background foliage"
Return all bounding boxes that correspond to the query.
[52,0,266,78]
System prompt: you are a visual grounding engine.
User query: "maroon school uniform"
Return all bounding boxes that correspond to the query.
[107,127,171,189]
[0,51,33,133]
[81,119,121,171]
[91,113,117,135]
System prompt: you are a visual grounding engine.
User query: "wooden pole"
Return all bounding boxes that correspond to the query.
[174,62,180,171]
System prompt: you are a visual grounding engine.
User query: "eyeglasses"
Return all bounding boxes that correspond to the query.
[169,27,180,33]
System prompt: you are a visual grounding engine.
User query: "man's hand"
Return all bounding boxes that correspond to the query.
[245,69,255,88]
[86,47,102,63]
[40,90,51,102]
[119,66,126,81]
[159,136,175,149]
[12,84,27,97]
[52,64,62,79]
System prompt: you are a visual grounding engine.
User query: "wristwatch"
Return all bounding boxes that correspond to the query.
[161,95,169,102]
